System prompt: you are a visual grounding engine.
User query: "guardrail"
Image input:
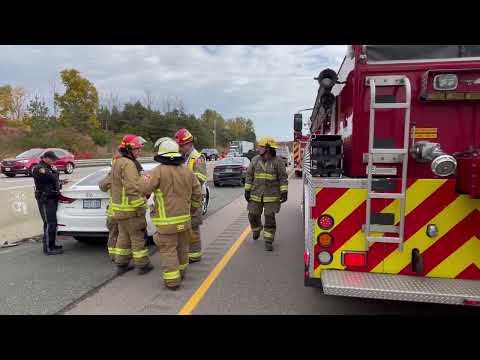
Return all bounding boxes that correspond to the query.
[74,157,154,168]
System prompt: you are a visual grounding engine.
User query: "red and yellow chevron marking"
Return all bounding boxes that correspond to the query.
[310,179,480,280]
[293,142,300,161]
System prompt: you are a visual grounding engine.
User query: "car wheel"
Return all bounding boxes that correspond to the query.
[214,182,221,187]
[65,162,74,174]
[74,236,107,244]
[5,173,16,178]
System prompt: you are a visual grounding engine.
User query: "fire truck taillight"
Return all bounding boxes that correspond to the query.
[318,214,334,230]
[317,232,333,248]
[342,251,367,268]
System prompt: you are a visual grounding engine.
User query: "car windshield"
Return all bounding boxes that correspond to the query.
[16,149,43,158]
[76,169,110,186]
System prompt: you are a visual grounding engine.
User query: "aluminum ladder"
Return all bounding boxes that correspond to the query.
[364,75,412,252]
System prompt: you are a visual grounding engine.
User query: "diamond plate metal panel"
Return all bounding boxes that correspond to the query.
[322,270,480,305]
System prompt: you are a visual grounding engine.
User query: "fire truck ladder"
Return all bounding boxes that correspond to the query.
[364,75,411,251]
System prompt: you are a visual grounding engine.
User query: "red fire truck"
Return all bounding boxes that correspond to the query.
[299,45,480,306]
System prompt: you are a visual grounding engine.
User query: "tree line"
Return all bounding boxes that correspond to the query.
[1,69,256,157]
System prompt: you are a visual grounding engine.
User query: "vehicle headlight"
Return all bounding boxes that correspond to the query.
[18,159,29,163]
[433,74,458,91]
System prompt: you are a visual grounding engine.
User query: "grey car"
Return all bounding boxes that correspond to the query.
[213,157,250,187]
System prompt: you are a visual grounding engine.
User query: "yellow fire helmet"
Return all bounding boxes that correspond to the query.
[257,136,278,149]
[155,137,183,158]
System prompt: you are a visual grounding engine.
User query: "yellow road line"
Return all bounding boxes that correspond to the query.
[178,225,252,315]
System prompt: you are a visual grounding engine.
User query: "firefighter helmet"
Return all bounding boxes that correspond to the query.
[257,136,278,149]
[175,128,194,146]
[119,134,147,150]
[154,137,171,153]
[156,137,182,158]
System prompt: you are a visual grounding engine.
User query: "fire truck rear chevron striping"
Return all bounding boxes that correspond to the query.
[299,45,480,306]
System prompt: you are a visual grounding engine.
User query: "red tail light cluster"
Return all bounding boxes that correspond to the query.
[342,251,367,268]
[58,194,76,204]
[316,214,334,265]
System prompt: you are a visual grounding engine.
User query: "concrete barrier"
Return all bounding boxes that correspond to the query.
[0,187,42,245]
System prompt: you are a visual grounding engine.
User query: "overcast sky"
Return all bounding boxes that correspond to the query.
[0,45,346,141]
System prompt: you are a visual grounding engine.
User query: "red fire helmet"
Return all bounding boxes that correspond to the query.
[175,128,194,146]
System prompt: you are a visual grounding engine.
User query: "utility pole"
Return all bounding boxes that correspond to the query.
[213,116,217,149]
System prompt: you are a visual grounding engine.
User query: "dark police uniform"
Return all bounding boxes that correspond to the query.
[32,152,64,255]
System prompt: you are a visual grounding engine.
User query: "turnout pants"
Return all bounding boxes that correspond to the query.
[189,226,202,262]
[154,231,189,288]
[37,198,59,253]
[247,201,280,243]
[106,217,119,261]
[115,215,150,268]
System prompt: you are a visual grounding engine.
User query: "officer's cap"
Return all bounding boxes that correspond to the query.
[42,151,59,161]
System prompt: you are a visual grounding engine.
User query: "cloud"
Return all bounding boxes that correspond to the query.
[0,45,346,141]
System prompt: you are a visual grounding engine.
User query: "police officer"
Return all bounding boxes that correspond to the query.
[33,151,64,255]
[244,136,288,251]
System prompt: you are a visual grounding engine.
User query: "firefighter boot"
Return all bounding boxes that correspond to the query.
[117,264,134,276]
[265,241,274,251]
[138,263,154,275]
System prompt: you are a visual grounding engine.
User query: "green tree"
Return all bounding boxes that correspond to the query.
[26,95,50,132]
[54,69,100,133]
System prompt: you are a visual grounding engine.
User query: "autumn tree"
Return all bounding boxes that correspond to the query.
[0,85,28,120]
[54,69,100,133]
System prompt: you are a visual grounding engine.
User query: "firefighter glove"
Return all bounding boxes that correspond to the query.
[245,191,251,202]
[281,192,288,203]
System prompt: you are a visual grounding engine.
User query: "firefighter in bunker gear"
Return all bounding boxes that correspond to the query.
[139,137,202,290]
[175,128,208,263]
[245,136,288,251]
[32,151,64,255]
[98,154,121,262]
[111,134,153,276]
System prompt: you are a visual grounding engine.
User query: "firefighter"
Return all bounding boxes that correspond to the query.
[99,154,121,262]
[244,136,288,251]
[139,137,202,290]
[110,134,153,275]
[32,151,64,255]
[175,128,207,263]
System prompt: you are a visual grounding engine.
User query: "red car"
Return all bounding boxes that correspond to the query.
[1,148,76,177]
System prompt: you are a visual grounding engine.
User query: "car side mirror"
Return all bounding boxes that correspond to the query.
[294,113,303,132]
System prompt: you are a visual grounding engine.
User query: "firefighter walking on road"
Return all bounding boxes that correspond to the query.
[32,151,64,255]
[245,137,288,251]
[175,128,207,263]
[110,134,153,275]
[140,137,203,290]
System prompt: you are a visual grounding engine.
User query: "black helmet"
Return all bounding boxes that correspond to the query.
[42,151,59,161]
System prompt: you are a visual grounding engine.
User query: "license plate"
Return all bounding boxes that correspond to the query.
[5,168,10,171]
[224,168,233,173]
[83,199,101,209]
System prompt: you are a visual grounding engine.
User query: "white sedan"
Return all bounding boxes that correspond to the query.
[57,163,210,243]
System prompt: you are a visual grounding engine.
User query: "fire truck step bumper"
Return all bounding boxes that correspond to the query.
[321,270,480,306]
